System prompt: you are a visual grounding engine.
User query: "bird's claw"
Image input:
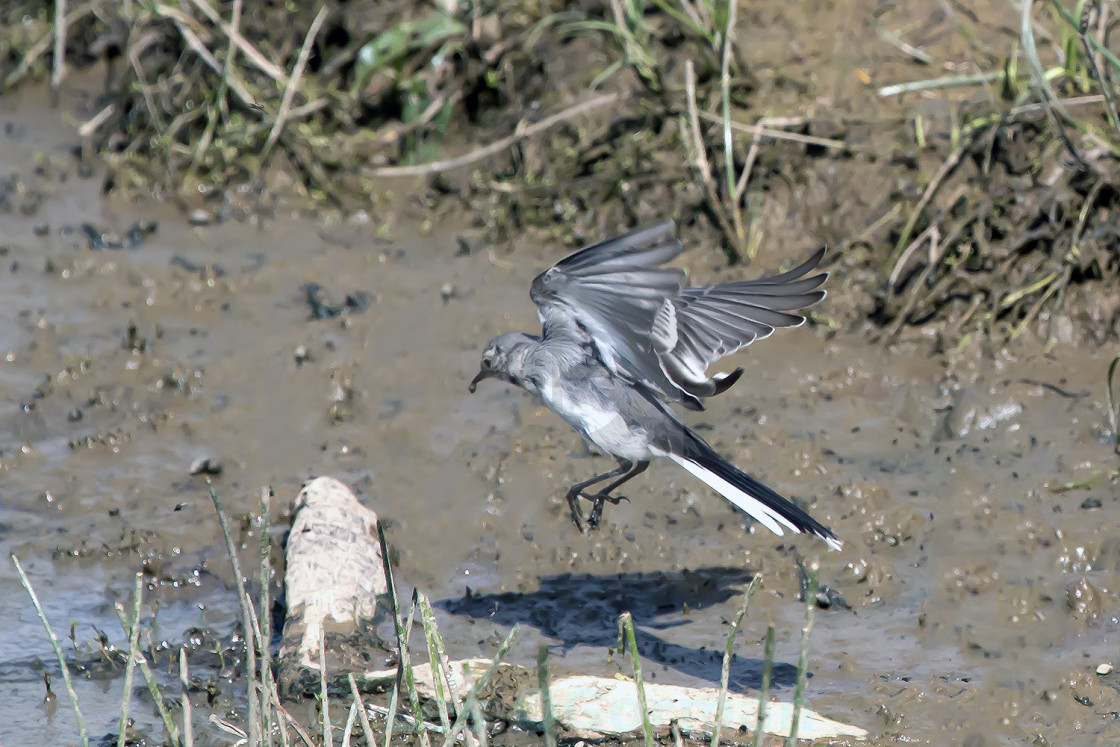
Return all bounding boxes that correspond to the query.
[566,490,628,532]
[566,491,586,532]
[584,492,628,530]
[582,491,629,506]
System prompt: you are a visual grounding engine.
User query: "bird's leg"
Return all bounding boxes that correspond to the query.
[586,460,649,529]
[595,459,650,498]
[564,459,635,532]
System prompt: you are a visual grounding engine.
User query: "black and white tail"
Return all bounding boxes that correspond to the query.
[663,432,842,550]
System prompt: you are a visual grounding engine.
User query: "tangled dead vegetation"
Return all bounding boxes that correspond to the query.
[2,0,604,202]
[878,116,1120,344]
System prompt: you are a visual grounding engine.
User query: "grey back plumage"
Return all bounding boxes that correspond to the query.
[529,221,827,410]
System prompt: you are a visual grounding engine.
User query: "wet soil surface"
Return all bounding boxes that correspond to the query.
[4,38,1120,747]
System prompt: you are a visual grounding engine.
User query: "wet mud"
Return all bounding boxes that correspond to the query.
[4,3,1120,745]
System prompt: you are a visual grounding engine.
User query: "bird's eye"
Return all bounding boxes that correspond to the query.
[482,357,492,369]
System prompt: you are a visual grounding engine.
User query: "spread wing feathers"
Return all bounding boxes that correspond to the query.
[545,220,682,274]
[650,247,827,398]
[530,221,701,408]
[530,221,827,408]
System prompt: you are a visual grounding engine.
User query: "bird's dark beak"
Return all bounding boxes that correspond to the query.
[468,367,497,393]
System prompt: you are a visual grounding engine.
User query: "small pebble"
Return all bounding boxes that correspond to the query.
[440,282,455,303]
[189,456,223,476]
[1097,663,1113,675]
[188,209,212,226]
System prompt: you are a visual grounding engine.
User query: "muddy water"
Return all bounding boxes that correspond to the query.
[3,87,1120,747]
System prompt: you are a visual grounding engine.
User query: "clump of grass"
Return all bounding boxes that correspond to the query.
[11,485,301,747]
[374,518,427,747]
[566,0,663,91]
[579,0,776,264]
[877,0,1120,343]
[564,0,742,93]
[10,554,90,747]
[680,49,763,265]
[615,572,820,745]
[675,0,857,264]
[112,573,184,747]
[0,0,578,204]
[16,482,832,746]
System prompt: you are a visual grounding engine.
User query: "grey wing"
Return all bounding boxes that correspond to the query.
[650,247,828,399]
[530,221,706,409]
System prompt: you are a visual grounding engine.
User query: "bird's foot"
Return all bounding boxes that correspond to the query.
[566,490,586,532]
[584,492,629,530]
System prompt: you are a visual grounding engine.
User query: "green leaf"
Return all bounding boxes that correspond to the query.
[412,12,466,47]
[356,27,410,86]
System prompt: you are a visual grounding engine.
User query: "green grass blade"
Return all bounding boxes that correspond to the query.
[258,487,275,747]
[385,593,421,746]
[1048,0,1120,70]
[348,673,377,747]
[11,554,91,747]
[180,648,194,747]
[418,591,453,736]
[720,0,737,210]
[751,625,776,747]
[442,624,520,746]
[375,519,403,747]
[207,482,262,746]
[537,645,557,747]
[404,590,432,747]
[470,695,490,747]
[117,573,144,747]
[318,629,332,747]
[376,521,430,746]
[1107,355,1120,442]
[111,588,180,745]
[712,575,760,747]
[1022,0,1090,165]
[647,0,709,39]
[786,563,819,746]
[619,612,655,747]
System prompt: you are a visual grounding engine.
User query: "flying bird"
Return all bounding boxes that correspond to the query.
[468,221,840,549]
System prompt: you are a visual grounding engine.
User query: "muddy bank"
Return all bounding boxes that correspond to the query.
[3,0,1118,345]
[2,0,1120,744]
[3,79,1120,744]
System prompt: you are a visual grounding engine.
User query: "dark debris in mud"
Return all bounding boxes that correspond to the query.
[303,281,373,320]
[80,220,159,251]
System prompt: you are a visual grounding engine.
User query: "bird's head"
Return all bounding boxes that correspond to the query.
[468,332,539,393]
